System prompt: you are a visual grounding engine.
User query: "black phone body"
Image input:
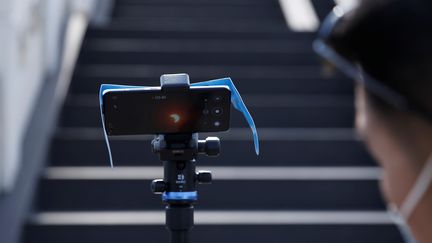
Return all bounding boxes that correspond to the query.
[102,86,231,135]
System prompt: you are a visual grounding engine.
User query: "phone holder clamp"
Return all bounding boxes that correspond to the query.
[150,74,220,243]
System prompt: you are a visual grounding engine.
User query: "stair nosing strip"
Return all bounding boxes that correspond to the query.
[28,210,394,225]
[43,166,380,181]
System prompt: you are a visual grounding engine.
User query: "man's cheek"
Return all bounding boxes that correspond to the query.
[355,109,367,140]
[354,85,368,141]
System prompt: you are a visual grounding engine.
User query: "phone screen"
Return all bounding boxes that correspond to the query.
[102,86,231,135]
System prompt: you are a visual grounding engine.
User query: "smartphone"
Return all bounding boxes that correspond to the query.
[102,86,231,135]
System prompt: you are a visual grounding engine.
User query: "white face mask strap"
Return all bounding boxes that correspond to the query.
[400,153,432,219]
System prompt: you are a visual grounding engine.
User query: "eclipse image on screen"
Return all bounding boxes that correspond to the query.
[102,86,231,135]
[153,101,200,133]
[170,114,180,123]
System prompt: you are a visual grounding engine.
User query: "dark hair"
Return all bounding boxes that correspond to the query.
[328,0,432,116]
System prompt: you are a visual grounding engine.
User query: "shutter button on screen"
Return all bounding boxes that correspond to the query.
[212,107,223,116]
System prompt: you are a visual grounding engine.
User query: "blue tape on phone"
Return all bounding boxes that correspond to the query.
[99,77,259,167]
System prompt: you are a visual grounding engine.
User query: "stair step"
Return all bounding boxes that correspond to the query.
[81,38,314,54]
[99,19,289,33]
[54,127,358,141]
[37,169,384,211]
[84,28,314,39]
[73,64,339,80]
[49,131,374,166]
[77,51,320,66]
[24,219,403,243]
[115,0,279,6]
[112,5,283,20]
[69,77,353,95]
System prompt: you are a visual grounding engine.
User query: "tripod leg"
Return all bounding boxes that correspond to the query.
[166,205,194,243]
[170,230,189,243]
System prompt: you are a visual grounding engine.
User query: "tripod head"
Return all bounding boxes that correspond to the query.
[150,133,219,200]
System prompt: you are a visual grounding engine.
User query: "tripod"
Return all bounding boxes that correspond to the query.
[151,133,220,243]
[100,73,257,242]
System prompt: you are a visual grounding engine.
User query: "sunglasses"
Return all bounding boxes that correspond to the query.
[313,6,432,120]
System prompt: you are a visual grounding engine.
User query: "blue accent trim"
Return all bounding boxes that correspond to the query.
[162,191,198,201]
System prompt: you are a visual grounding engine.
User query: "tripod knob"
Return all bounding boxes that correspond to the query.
[151,179,166,194]
[197,171,212,184]
[199,137,220,156]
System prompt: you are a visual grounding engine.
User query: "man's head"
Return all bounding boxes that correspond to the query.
[328,0,432,114]
[315,0,432,242]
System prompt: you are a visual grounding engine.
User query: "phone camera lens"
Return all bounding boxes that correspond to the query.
[214,121,221,127]
[202,109,210,115]
[214,96,222,102]
[212,107,223,116]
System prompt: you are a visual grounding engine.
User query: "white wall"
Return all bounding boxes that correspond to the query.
[0,0,45,193]
[0,0,99,193]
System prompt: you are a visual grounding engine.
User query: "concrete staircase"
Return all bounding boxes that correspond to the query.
[23,1,403,242]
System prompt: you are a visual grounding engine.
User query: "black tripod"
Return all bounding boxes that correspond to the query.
[150,133,220,243]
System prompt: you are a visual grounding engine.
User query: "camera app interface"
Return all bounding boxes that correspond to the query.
[103,87,231,135]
